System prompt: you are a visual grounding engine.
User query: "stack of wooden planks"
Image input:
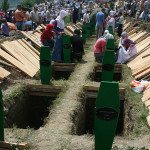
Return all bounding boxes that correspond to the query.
[0,39,40,78]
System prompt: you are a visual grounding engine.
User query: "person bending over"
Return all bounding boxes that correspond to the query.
[116,38,137,63]
[41,24,54,49]
[70,29,84,62]
[93,38,107,63]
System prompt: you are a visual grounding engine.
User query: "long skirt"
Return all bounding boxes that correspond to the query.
[51,34,63,62]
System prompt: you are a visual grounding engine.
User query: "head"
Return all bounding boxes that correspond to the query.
[104,30,109,35]
[123,38,134,49]
[17,5,22,10]
[47,24,54,31]
[121,32,128,39]
[48,6,51,11]
[34,7,38,11]
[101,8,105,13]
[119,12,122,16]
[74,29,80,36]
[59,10,68,20]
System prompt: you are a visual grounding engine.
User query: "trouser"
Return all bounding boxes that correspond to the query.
[16,21,23,31]
[96,24,103,40]
[118,24,123,37]
[32,22,39,30]
[142,10,148,21]
[94,52,104,63]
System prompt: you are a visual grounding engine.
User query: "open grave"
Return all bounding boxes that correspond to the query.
[90,64,122,82]
[4,85,63,130]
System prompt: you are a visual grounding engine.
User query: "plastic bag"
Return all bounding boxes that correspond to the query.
[130,80,149,93]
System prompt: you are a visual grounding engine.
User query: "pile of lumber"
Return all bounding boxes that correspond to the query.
[0,39,40,78]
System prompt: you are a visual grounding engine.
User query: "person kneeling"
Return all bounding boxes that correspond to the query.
[70,29,84,62]
[41,24,54,49]
[93,38,107,63]
[116,38,137,63]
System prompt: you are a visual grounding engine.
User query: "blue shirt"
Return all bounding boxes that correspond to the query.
[96,12,104,25]
[1,23,10,36]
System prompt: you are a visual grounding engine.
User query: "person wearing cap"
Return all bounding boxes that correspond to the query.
[70,29,84,62]
[15,5,24,31]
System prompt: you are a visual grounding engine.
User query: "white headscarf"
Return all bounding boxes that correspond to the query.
[56,10,68,29]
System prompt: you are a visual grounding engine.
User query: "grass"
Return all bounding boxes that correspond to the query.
[120,64,150,137]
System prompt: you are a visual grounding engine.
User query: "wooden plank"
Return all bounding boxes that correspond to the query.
[144,100,150,107]
[1,41,38,73]
[0,141,28,149]
[84,85,125,93]
[17,39,39,60]
[0,48,35,77]
[11,41,39,69]
[54,63,76,66]
[28,84,64,91]
[135,68,150,80]
[0,67,10,80]
[21,31,41,49]
[21,39,40,56]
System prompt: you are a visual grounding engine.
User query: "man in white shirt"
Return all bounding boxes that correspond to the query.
[83,10,90,25]
[46,7,52,24]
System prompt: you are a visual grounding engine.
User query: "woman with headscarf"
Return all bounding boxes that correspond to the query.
[51,10,68,62]
[106,14,115,32]
[116,38,137,63]
[101,30,114,41]
[41,24,54,48]
[118,32,128,48]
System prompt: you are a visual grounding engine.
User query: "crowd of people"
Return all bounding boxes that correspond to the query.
[0,0,149,64]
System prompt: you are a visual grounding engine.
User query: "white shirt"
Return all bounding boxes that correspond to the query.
[83,13,90,23]
[119,16,124,24]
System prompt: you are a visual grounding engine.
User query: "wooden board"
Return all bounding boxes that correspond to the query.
[21,39,40,56]
[11,41,39,69]
[0,141,28,149]
[17,39,39,60]
[0,48,35,77]
[0,66,10,80]
[1,41,38,73]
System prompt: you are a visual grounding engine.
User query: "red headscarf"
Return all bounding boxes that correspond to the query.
[41,24,54,42]
[123,38,135,50]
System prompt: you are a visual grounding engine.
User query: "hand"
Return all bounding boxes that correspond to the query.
[59,32,63,35]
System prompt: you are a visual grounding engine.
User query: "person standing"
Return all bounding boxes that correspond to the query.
[118,12,124,37]
[142,0,149,21]
[46,7,52,24]
[83,10,90,25]
[96,8,105,40]
[72,6,78,24]
[29,7,40,30]
[15,5,24,31]
[78,4,82,21]
[135,0,140,17]
[52,10,68,62]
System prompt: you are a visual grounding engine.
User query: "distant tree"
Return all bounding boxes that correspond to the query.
[1,0,9,11]
[21,0,34,8]
[34,0,45,4]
